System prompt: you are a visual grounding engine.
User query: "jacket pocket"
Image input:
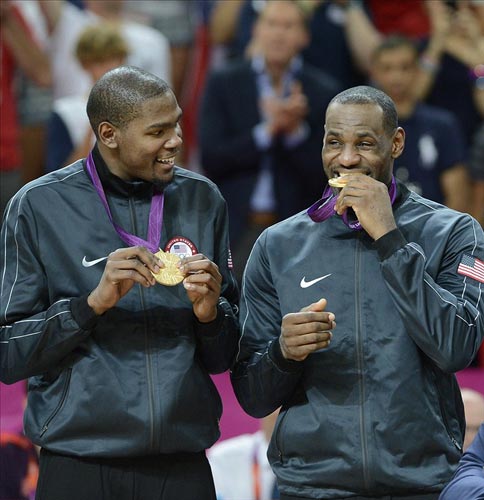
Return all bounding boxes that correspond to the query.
[273,405,291,463]
[39,368,72,437]
[429,368,462,452]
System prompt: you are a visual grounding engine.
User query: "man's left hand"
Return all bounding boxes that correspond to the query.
[179,254,222,323]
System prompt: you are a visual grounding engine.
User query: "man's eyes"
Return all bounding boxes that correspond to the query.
[150,123,181,136]
[326,140,374,148]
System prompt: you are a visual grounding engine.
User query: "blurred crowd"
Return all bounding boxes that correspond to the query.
[2,0,484,214]
[1,1,484,498]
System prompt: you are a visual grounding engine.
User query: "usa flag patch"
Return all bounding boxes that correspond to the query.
[457,254,484,283]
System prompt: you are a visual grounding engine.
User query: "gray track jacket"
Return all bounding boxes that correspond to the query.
[232,182,484,498]
[1,154,239,457]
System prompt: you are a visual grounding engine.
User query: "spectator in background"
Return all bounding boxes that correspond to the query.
[424,0,484,148]
[45,22,128,172]
[13,0,53,186]
[209,0,362,88]
[0,0,51,219]
[344,0,483,149]
[441,1,484,235]
[123,0,197,101]
[462,388,484,452]
[208,410,280,500]
[438,423,484,500]
[37,0,171,100]
[199,0,339,282]
[369,35,471,213]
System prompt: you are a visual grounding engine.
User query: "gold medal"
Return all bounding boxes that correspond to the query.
[328,176,350,188]
[151,249,184,286]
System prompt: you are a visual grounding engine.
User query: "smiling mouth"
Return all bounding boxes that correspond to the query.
[156,156,176,166]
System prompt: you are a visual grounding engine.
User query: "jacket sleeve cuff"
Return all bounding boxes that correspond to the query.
[374,228,407,261]
[194,304,224,338]
[268,338,304,373]
[70,294,100,330]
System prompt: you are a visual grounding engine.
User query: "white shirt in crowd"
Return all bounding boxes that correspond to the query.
[48,2,171,99]
[208,430,278,500]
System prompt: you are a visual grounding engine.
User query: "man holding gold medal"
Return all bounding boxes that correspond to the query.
[0,66,239,499]
[232,86,484,499]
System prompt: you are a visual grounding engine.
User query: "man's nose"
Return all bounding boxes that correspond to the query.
[166,128,183,148]
[339,145,360,166]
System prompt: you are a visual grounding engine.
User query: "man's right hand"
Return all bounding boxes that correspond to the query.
[88,246,162,315]
[279,298,335,361]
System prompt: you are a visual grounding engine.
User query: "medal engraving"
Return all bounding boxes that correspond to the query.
[152,250,184,286]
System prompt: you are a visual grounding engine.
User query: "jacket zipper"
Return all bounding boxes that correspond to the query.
[128,196,156,450]
[40,368,72,437]
[355,237,372,490]
[140,287,155,450]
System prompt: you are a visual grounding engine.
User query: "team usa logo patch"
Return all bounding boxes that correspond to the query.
[164,237,197,258]
[457,254,484,283]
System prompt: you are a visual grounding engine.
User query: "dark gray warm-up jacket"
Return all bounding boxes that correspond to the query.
[1,154,239,457]
[232,182,484,498]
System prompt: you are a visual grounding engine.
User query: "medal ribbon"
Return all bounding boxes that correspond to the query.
[307,176,397,231]
[86,152,164,252]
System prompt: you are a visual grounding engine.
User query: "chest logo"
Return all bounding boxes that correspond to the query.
[164,237,198,258]
[300,273,332,288]
[82,256,108,267]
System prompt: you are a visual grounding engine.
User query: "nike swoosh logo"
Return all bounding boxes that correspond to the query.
[300,273,332,288]
[82,256,108,267]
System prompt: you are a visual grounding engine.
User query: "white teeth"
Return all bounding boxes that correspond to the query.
[157,157,174,165]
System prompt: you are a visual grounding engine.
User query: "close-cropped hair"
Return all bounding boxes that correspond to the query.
[329,85,398,135]
[86,66,171,137]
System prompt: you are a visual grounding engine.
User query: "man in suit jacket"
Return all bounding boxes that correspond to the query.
[198,0,340,282]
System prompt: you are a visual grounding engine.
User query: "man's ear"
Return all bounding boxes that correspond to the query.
[98,121,118,149]
[391,127,405,159]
